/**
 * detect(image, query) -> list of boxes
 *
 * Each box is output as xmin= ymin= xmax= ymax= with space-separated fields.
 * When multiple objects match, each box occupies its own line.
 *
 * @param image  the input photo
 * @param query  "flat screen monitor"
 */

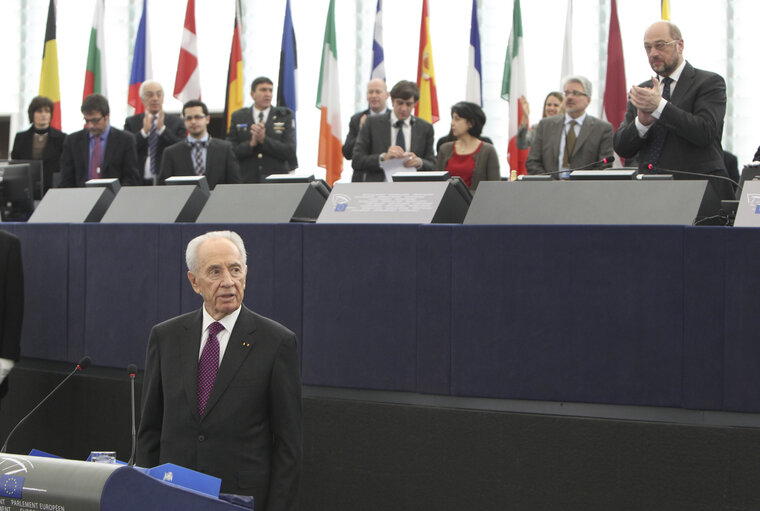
xmin=0 ymin=159 xmax=44 ymax=200
xmin=737 ymin=164 xmax=760 ymax=199
xmin=0 ymin=163 xmax=35 ymax=221
xmin=392 ymin=171 xmax=451 ymax=182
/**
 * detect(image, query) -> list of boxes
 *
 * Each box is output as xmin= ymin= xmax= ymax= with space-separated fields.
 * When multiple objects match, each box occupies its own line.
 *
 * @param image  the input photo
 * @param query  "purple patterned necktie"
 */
xmin=89 ymin=135 xmax=102 ymax=180
xmin=197 ymin=321 xmax=224 ymax=416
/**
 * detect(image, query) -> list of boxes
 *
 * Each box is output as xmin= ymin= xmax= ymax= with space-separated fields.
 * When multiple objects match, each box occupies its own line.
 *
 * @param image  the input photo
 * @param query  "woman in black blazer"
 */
xmin=10 ymin=96 xmax=66 ymax=194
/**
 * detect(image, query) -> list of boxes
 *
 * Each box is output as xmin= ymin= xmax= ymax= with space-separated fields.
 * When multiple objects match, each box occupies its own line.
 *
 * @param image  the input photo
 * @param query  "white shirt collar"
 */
xmin=201 ymin=304 xmax=241 ymax=334
xmin=565 ymin=112 xmax=587 ymax=126
xmin=660 ymin=58 xmax=686 ymax=85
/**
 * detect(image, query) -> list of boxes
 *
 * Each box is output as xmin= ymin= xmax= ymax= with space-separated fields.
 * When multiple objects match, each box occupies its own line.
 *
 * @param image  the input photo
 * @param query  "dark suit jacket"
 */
xmin=614 ymin=61 xmax=727 ymax=179
xmin=123 ymin=113 xmax=186 ymax=178
xmin=226 ymin=106 xmax=297 ymax=183
xmin=158 ymin=138 xmax=242 ymax=189
xmin=11 ymin=126 xmax=67 ymax=192
xmin=58 ymin=127 xmax=140 ymax=187
xmin=351 ymin=112 xmax=436 ymax=182
xmin=0 ymin=231 xmax=23 ymax=403
xmin=137 ymin=306 xmax=302 ymax=511
xmin=342 ymin=108 xmax=370 ymax=160
xmin=526 ymin=114 xmax=614 ymax=178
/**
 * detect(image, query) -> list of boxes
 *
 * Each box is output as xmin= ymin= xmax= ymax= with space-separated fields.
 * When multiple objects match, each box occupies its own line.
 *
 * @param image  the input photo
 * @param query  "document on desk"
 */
xmin=381 ymin=157 xmax=415 ymax=182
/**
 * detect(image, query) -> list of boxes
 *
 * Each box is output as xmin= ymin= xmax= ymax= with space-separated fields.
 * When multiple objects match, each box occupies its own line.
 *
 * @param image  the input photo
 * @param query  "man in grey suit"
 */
xmin=526 ymin=75 xmax=614 ymax=179
xmin=123 ymin=80 xmax=186 ymax=185
xmin=226 ymin=77 xmax=297 ymax=183
xmin=137 ymin=230 xmax=301 ymax=511
xmin=351 ymin=80 xmax=436 ymax=182
xmin=614 ymin=21 xmax=732 ymax=202
xmin=159 ymin=100 xmax=241 ymax=189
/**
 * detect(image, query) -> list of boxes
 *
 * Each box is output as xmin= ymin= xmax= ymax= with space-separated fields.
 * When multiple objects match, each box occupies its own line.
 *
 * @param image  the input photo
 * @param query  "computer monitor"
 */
xmin=0 ymin=159 xmax=44 ymax=199
xmin=737 ymin=164 xmax=760 ymax=199
xmin=0 ymin=163 xmax=36 ymax=221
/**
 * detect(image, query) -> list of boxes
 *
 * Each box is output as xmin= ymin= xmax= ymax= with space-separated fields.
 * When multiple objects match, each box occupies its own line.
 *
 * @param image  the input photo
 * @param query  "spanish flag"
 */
xmin=39 ymin=0 xmax=61 ymax=129
xmin=415 ymin=0 xmax=439 ymax=124
xmin=224 ymin=0 xmax=244 ymax=131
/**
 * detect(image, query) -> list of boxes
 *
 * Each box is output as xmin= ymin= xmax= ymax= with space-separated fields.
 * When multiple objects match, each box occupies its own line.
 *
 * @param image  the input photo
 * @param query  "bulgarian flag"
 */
xmin=83 ymin=0 xmax=107 ymax=100
xmin=415 ymin=0 xmax=439 ymax=124
xmin=224 ymin=0 xmax=244 ymax=131
xmin=39 ymin=0 xmax=61 ymax=129
xmin=501 ymin=0 xmax=529 ymax=175
xmin=316 ymin=0 xmax=342 ymax=186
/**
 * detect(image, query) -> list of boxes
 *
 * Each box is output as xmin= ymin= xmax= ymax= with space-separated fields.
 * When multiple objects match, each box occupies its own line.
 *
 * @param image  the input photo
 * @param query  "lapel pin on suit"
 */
xmin=242 ymin=340 xmax=251 ymax=348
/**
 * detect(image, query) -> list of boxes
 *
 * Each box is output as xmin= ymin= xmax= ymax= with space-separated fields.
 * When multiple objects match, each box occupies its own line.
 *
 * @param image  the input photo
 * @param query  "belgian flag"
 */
xmin=39 ymin=0 xmax=61 ymax=129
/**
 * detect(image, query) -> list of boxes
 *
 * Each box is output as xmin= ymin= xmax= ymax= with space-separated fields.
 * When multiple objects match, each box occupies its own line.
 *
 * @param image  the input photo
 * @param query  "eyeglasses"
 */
xmin=184 ymin=114 xmax=207 ymax=121
xmin=83 ymin=116 xmax=104 ymax=125
xmin=563 ymin=90 xmax=588 ymax=97
xmin=644 ymin=40 xmax=678 ymax=53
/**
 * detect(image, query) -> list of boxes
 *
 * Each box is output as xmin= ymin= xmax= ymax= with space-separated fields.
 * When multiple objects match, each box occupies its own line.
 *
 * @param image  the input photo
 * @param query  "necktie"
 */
xmin=193 ymin=141 xmax=206 ymax=175
xmin=395 ymin=120 xmax=406 ymax=151
xmin=197 ymin=321 xmax=224 ymax=416
xmin=89 ymin=135 xmax=102 ymax=180
xmin=648 ymin=76 xmax=673 ymax=170
xmin=562 ymin=120 xmax=577 ymax=169
xmin=258 ymin=111 xmax=264 ymax=123
xmin=148 ymin=115 xmax=158 ymax=178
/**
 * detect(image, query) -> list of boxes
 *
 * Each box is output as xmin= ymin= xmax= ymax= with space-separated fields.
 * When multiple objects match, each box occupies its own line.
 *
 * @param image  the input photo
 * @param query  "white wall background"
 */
xmin=1 ymin=0 xmax=756 ymax=182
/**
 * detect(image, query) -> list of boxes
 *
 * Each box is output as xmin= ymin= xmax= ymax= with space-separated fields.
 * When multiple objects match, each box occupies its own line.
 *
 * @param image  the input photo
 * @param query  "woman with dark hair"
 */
xmin=11 ymin=96 xmax=66 ymax=193
xmin=516 ymin=91 xmax=563 ymax=149
xmin=435 ymin=102 xmax=500 ymax=191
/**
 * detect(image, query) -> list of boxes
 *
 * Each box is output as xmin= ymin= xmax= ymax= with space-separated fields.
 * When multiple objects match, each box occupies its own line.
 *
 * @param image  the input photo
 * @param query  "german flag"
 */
xmin=39 ymin=0 xmax=61 ymax=129
xmin=224 ymin=0 xmax=243 ymax=131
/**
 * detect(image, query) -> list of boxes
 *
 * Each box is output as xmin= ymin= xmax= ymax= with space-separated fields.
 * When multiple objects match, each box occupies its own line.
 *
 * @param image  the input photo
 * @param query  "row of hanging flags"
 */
xmin=35 ymin=0 xmax=673 ymax=182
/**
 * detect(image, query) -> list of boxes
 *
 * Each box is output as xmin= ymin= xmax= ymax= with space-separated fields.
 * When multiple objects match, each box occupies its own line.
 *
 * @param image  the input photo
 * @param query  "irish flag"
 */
xmin=501 ymin=0 xmax=528 ymax=175
xmin=316 ymin=0 xmax=342 ymax=186
xmin=83 ymin=0 xmax=107 ymax=100
xmin=39 ymin=0 xmax=61 ymax=129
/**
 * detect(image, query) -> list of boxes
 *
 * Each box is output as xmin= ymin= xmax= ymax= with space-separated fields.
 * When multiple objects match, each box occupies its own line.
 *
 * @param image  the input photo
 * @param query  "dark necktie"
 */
xmin=395 ymin=120 xmax=406 ymax=151
xmin=148 ymin=115 xmax=158 ymax=177
xmin=258 ymin=111 xmax=264 ymax=124
xmin=197 ymin=321 xmax=224 ymax=416
xmin=89 ymin=135 xmax=102 ymax=180
xmin=562 ymin=120 xmax=578 ymax=169
xmin=648 ymin=76 xmax=673 ymax=170
xmin=193 ymin=141 xmax=206 ymax=175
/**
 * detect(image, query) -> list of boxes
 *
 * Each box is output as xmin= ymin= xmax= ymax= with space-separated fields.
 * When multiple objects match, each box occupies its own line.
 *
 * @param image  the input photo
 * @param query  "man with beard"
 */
xmin=613 ymin=21 xmax=732 ymax=204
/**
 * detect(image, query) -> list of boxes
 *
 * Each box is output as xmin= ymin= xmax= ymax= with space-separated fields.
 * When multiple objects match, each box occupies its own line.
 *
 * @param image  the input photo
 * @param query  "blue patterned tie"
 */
xmin=647 ymin=77 xmax=672 ymax=171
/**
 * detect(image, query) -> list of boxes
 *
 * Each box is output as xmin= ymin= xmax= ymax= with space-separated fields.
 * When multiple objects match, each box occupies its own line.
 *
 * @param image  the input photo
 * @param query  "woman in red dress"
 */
xmin=435 ymin=102 xmax=500 ymax=191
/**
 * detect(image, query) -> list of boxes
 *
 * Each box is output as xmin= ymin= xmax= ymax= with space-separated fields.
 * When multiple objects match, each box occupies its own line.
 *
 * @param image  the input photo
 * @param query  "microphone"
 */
xmin=127 ymin=364 xmax=137 ymax=466
xmin=644 ymin=164 xmax=742 ymax=195
xmin=0 ymin=356 xmax=91 ymax=453
xmin=521 ymin=156 xmax=616 ymax=179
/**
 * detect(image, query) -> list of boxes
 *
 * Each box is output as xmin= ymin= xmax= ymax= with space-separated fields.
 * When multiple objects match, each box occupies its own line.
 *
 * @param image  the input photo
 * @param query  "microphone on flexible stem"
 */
xmin=0 ymin=356 xmax=92 ymax=453
xmin=520 ymin=156 xmax=616 ymax=179
xmin=644 ymin=163 xmax=742 ymax=195
xmin=127 ymin=364 xmax=137 ymax=466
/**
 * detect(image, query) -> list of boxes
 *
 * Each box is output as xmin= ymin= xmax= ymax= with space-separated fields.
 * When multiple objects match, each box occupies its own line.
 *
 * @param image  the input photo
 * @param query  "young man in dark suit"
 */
xmin=137 ymin=231 xmax=301 ymax=511
xmin=226 ymin=77 xmax=297 ymax=183
xmin=614 ymin=21 xmax=732 ymax=202
xmin=0 ymin=230 xmax=23 ymax=411
xmin=351 ymin=80 xmax=436 ymax=182
xmin=58 ymin=93 xmax=140 ymax=187
xmin=123 ymin=80 xmax=186 ymax=185
xmin=159 ymin=100 xmax=241 ymax=189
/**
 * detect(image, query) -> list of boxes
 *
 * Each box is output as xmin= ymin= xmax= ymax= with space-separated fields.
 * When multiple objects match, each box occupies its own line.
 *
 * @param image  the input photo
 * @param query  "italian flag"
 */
xmin=501 ymin=0 xmax=528 ymax=175
xmin=83 ymin=0 xmax=106 ymax=100
xmin=316 ymin=0 xmax=342 ymax=186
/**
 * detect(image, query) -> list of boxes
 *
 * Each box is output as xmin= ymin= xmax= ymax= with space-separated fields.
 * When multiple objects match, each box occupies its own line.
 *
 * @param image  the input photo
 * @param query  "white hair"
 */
xmin=139 ymin=80 xmax=163 ymax=98
xmin=186 ymin=231 xmax=247 ymax=273
xmin=562 ymin=75 xmax=593 ymax=98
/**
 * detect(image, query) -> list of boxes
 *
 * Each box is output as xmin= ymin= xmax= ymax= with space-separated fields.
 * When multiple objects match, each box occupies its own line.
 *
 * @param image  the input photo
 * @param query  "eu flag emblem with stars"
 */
xmin=0 ymin=474 xmax=23 ymax=498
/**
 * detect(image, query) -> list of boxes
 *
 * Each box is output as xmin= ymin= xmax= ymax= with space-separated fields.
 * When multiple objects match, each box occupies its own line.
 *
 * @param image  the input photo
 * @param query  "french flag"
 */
xmin=465 ymin=0 xmax=482 ymax=106
xmin=127 ymin=0 xmax=150 ymax=115
xmin=370 ymin=0 xmax=385 ymax=81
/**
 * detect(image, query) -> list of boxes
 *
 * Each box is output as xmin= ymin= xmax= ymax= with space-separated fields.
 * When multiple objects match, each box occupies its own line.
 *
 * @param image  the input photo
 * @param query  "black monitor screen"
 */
xmin=0 ymin=159 xmax=43 ymax=200
xmin=0 ymin=163 xmax=35 ymax=221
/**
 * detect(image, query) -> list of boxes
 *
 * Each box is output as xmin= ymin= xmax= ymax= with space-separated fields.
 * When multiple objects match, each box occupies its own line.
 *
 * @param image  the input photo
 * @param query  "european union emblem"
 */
xmin=335 ymin=203 xmax=347 ymax=212
xmin=0 ymin=474 xmax=23 ymax=498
